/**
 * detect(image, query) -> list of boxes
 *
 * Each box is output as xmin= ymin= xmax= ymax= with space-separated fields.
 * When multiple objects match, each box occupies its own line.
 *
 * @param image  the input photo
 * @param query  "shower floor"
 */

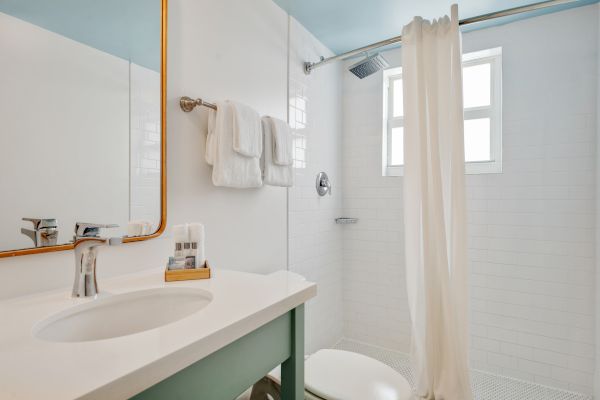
xmin=333 ymin=339 xmax=591 ymax=400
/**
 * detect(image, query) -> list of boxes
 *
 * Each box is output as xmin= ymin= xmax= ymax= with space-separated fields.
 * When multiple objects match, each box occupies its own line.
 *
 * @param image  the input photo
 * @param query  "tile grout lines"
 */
xmin=333 ymin=338 xmax=592 ymax=400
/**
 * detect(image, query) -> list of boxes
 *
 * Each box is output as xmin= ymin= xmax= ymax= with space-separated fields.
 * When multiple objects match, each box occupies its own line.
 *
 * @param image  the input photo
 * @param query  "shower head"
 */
xmin=348 ymin=53 xmax=389 ymax=79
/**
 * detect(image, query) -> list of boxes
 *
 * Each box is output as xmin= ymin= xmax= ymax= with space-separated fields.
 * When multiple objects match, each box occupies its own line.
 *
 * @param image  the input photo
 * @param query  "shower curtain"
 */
xmin=402 ymin=4 xmax=473 ymax=400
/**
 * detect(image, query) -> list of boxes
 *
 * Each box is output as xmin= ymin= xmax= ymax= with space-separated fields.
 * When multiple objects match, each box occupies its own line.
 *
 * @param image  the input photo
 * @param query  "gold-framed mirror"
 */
xmin=0 ymin=0 xmax=167 ymax=258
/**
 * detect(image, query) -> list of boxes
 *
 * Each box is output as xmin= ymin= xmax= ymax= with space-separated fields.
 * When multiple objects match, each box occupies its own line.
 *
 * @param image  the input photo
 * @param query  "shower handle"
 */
xmin=316 ymin=172 xmax=332 ymax=197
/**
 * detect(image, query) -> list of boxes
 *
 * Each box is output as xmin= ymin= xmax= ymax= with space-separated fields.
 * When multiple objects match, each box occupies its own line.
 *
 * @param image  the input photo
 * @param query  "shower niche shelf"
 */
xmin=335 ymin=218 xmax=358 ymax=225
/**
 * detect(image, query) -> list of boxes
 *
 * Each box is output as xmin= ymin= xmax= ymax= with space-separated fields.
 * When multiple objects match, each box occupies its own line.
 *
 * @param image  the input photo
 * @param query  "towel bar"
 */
xmin=180 ymin=96 xmax=217 ymax=112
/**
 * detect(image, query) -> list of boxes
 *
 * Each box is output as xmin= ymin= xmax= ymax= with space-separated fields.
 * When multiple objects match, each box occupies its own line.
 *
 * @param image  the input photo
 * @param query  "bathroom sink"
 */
xmin=33 ymin=287 xmax=212 ymax=342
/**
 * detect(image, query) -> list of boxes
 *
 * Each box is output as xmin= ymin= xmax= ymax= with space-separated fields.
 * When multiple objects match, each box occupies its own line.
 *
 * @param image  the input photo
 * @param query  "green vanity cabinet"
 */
xmin=132 ymin=305 xmax=305 ymax=400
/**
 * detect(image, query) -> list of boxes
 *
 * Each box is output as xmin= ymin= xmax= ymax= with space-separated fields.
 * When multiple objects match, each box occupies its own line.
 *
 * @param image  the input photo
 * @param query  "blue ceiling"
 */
xmin=273 ymin=0 xmax=599 ymax=55
xmin=0 ymin=0 xmax=161 ymax=71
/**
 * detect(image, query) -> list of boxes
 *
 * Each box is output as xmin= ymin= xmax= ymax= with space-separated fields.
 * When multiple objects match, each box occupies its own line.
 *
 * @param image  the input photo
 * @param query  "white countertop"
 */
xmin=0 ymin=268 xmax=317 ymax=400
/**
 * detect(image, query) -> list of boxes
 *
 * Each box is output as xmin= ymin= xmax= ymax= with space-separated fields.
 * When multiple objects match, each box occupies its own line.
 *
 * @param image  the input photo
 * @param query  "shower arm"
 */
xmin=304 ymin=0 xmax=577 ymax=74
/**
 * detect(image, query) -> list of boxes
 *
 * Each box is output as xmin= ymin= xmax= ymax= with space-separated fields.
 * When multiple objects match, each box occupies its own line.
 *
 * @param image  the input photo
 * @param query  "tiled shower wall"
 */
xmin=130 ymin=63 xmax=161 ymax=230
xmin=463 ymin=6 xmax=597 ymax=394
xmin=288 ymin=18 xmax=345 ymax=354
xmin=341 ymin=68 xmax=411 ymax=351
xmin=341 ymin=5 xmax=599 ymax=395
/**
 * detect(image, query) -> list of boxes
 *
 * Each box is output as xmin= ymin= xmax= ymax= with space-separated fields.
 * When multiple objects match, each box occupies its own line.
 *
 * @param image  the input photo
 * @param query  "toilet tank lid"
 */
xmin=304 ymin=349 xmax=412 ymax=400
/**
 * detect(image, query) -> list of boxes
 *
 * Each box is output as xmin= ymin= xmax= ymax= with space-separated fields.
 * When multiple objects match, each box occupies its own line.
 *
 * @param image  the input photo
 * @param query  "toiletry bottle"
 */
xmin=179 ymin=223 xmax=195 ymax=269
xmin=167 ymin=256 xmax=185 ymax=270
xmin=173 ymin=224 xmax=187 ymax=258
xmin=188 ymin=223 xmax=206 ymax=268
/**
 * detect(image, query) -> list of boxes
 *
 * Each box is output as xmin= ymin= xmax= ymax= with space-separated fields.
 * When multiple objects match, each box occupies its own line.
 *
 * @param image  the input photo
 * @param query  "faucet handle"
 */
xmin=75 ymin=222 xmax=119 ymax=239
xmin=316 ymin=172 xmax=332 ymax=197
xmin=22 ymin=218 xmax=58 ymax=230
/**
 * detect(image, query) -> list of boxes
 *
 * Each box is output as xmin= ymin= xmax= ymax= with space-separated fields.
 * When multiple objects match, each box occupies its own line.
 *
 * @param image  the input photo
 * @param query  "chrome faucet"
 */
xmin=21 ymin=218 xmax=59 ymax=247
xmin=72 ymin=222 xmax=122 ymax=298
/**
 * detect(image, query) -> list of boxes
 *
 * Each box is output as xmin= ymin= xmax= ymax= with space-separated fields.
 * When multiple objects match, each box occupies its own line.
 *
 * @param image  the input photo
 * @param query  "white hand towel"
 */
xmin=205 ymin=109 xmax=217 ymax=166
xmin=212 ymin=101 xmax=263 ymax=188
xmin=231 ymin=101 xmax=262 ymax=158
xmin=261 ymin=117 xmax=293 ymax=187
xmin=268 ymin=117 xmax=293 ymax=166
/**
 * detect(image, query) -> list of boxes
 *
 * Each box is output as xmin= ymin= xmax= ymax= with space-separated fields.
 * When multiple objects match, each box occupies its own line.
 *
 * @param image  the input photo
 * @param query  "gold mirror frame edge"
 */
xmin=0 ymin=0 xmax=168 ymax=259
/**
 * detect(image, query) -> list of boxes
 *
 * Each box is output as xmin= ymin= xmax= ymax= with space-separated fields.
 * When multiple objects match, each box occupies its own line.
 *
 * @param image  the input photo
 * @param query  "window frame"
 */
xmin=382 ymin=47 xmax=503 ymax=176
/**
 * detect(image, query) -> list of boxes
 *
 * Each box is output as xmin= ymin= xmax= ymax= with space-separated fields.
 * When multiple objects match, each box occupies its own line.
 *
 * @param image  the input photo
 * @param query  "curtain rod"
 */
xmin=304 ymin=0 xmax=579 ymax=74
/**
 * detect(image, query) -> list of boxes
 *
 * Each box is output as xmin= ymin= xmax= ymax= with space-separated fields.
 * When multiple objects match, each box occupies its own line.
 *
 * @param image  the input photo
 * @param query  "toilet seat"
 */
xmin=261 ymin=349 xmax=412 ymax=400
xmin=304 ymin=349 xmax=412 ymax=400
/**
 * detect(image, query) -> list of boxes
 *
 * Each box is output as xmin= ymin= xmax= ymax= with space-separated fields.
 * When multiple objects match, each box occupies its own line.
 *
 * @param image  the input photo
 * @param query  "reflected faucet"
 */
xmin=72 ymin=222 xmax=122 ymax=298
xmin=21 ymin=218 xmax=59 ymax=247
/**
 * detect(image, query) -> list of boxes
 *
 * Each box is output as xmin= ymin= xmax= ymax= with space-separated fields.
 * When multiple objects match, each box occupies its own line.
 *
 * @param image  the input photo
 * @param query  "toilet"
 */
xmin=249 ymin=349 xmax=413 ymax=400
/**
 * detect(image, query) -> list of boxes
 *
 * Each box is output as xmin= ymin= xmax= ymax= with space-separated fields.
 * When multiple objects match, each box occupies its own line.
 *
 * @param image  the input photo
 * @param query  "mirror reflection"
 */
xmin=0 ymin=0 xmax=163 ymax=252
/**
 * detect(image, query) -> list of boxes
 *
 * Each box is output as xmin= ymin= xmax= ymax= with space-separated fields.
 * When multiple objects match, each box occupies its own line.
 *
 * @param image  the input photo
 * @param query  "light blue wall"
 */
xmin=273 ymin=0 xmax=599 ymax=55
xmin=0 ymin=0 xmax=160 ymax=71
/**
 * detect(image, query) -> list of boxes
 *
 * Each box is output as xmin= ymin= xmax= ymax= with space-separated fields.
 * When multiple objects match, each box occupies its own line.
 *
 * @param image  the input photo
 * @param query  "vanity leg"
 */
xmin=281 ymin=305 xmax=304 ymax=400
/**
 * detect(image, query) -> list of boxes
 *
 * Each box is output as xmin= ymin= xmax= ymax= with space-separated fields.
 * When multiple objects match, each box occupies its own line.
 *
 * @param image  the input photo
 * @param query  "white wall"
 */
xmin=341 ymin=5 xmax=598 ymax=395
xmin=0 ymin=11 xmax=130 ymax=249
xmin=288 ymin=18 xmax=344 ymax=353
xmin=168 ymin=0 xmax=289 ymax=273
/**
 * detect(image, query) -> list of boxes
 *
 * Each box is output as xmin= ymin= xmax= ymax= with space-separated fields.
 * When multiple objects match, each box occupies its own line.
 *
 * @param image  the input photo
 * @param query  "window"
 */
xmin=382 ymin=47 xmax=502 ymax=176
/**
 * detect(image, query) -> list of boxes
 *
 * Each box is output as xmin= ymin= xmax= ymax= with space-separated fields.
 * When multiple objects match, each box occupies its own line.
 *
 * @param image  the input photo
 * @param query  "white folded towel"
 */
xmin=267 ymin=117 xmax=293 ymax=166
xmin=231 ymin=101 xmax=262 ymax=158
xmin=205 ymin=109 xmax=217 ymax=166
xmin=212 ymin=101 xmax=262 ymax=188
xmin=261 ymin=117 xmax=293 ymax=187
xmin=127 ymin=220 xmax=152 ymax=236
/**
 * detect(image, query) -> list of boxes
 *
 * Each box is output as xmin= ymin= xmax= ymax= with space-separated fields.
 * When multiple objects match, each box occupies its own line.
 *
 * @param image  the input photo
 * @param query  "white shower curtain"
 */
xmin=402 ymin=5 xmax=473 ymax=400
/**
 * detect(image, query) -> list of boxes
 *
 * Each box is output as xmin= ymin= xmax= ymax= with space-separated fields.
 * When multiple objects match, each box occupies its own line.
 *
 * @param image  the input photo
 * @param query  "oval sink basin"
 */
xmin=33 ymin=287 xmax=212 ymax=342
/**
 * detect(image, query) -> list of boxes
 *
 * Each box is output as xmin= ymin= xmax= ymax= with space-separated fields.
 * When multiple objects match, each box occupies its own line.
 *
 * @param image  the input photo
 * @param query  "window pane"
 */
xmin=390 ymin=127 xmax=404 ymax=165
xmin=392 ymin=79 xmax=404 ymax=117
xmin=464 ymin=118 xmax=491 ymax=162
xmin=463 ymin=63 xmax=491 ymax=108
